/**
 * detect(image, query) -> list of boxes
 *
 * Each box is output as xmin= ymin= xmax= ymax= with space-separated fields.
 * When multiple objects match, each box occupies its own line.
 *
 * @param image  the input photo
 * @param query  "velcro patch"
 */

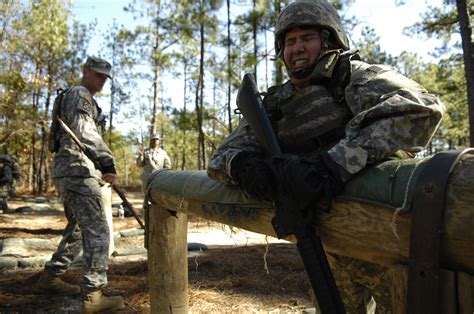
xmin=77 ymin=97 xmax=93 ymax=113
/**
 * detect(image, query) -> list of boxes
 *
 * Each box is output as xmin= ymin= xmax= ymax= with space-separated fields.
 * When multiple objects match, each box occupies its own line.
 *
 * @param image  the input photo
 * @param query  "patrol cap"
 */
xmin=84 ymin=56 xmax=112 ymax=79
xmin=151 ymin=134 xmax=161 ymax=140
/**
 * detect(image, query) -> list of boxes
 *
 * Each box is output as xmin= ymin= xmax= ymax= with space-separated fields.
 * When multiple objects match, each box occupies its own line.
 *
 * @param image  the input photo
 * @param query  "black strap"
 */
xmin=296 ymin=230 xmax=345 ymax=314
xmin=407 ymin=149 xmax=474 ymax=314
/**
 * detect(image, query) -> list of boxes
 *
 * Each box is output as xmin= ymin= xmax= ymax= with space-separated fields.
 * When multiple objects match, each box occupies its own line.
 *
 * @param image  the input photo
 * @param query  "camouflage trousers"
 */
xmin=9 ymin=179 xmax=16 ymax=198
xmin=327 ymin=254 xmax=392 ymax=314
xmin=45 ymin=190 xmax=110 ymax=291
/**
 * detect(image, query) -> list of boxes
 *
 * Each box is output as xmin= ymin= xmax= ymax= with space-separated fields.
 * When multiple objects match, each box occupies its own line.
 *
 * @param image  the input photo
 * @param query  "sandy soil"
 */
xmin=0 ymin=192 xmax=314 ymax=313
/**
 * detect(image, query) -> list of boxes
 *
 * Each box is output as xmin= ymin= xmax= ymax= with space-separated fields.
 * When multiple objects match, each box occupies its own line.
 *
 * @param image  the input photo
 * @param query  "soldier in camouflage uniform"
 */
xmin=9 ymin=155 xmax=20 ymax=198
xmin=35 ymin=56 xmax=124 ymax=313
xmin=0 ymin=155 xmax=13 ymax=212
xmin=136 ymin=134 xmax=171 ymax=192
xmin=207 ymin=0 xmax=444 ymax=312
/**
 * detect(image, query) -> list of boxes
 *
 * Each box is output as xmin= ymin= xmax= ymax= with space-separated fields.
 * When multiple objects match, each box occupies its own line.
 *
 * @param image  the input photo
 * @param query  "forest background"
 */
xmin=1 ymin=0 xmax=473 ymax=195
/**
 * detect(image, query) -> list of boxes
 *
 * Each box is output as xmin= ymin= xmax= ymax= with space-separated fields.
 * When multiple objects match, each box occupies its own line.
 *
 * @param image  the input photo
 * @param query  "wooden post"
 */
xmin=457 ymin=272 xmax=474 ymax=314
xmin=147 ymin=204 xmax=188 ymax=314
xmin=388 ymin=265 xmax=408 ymax=314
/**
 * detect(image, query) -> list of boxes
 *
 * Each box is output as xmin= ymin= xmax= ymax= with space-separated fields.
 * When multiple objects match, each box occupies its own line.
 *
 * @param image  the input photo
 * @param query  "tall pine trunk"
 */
xmin=274 ymin=0 xmax=284 ymax=85
xmin=150 ymin=1 xmax=162 ymax=137
xmin=38 ymin=63 xmax=54 ymax=195
xmin=181 ymin=62 xmax=188 ymax=170
xmin=252 ymin=0 xmax=258 ymax=78
xmin=226 ymin=0 xmax=233 ymax=133
xmin=109 ymin=38 xmax=117 ymax=147
xmin=455 ymin=0 xmax=474 ymax=146
xmin=195 ymin=0 xmax=206 ymax=170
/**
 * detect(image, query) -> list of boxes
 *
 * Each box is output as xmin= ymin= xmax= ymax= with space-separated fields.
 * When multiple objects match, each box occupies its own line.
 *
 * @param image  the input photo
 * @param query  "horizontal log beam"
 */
xmin=149 ymin=156 xmax=474 ymax=274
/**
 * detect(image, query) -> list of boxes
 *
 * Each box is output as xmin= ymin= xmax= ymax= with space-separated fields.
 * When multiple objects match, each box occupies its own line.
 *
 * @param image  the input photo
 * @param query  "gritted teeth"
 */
xmin=293 ymin=59 xmax=308 ymax=67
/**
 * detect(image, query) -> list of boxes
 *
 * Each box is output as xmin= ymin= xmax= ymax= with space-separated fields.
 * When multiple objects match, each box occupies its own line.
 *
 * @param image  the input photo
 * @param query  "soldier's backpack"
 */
xmin=48 ymin=88 xmax=68 ymax=153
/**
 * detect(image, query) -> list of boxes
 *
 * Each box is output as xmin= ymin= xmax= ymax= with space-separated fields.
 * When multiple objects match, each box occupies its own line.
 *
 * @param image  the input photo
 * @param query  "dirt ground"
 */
xmin=0 ymin=191 xmax=314 ymax=313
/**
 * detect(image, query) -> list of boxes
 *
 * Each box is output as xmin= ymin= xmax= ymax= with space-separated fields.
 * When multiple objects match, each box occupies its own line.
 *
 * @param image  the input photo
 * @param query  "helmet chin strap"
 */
xmin=287 ymin=61 xmax=318 ymax=80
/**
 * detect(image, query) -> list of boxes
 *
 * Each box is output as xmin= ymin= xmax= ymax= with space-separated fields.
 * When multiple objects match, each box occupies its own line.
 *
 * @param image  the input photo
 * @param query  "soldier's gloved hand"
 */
xmin=270 ymin=152 xmax=345 ymax=212
xmin=231 ymin=152 xmax=277 ymax=201
xmin=102 ymin=173 xmax=116 ymax=184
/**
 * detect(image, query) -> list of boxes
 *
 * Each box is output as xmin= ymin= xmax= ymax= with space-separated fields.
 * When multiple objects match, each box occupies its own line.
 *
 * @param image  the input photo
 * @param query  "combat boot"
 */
xmin=35 ymin=271 xmax=81 ymax=295
xmin=81 ymin=289 xmax=124 ymax=313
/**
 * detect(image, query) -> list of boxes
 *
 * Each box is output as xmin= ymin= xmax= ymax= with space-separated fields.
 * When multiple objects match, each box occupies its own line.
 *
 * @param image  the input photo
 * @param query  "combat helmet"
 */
xmin=275 ymin=0 xmax=350 ymax=57
xmin=0 ymin=155 xmax=11 ymax=163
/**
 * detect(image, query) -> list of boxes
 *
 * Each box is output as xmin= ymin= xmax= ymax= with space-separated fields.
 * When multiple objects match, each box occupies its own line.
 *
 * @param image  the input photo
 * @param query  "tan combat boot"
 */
xmin=81 ymin=289 xmax=124 ymax=313
xmin=35 ymin=271 xmax=81 ymax=295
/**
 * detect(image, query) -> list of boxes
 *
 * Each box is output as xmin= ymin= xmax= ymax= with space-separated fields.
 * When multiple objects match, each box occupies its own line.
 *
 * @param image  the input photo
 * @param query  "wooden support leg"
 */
xmin=391 ymin=265 xmax=474 ymax=314
xmin=388 ymin=264 xmax=408 ymax=314
xmin=457 ymin=271 xmax=474 ymax=314
xmin=147 ymin=204 xmax=188 ymax=314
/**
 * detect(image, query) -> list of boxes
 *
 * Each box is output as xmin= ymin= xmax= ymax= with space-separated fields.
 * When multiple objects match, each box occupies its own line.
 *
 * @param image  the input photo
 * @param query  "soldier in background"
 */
xmin=136 ymin=134 xmax=171 ymax=193
xmin=35 ymin=56 xmax=123 ymax=313
xmin=0 ymin=155 xmax=13 ymax=212
xmin=9 ymin=155 xmax=20 ymax=198
xmin=207 ymin=0 xmax=444 ymax=312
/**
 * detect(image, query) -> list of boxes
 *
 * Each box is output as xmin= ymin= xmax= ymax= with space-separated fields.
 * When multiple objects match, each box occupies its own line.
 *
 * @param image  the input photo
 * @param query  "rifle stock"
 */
xmin=236 ymin=73 xmax=345 ymax=313
xmin=56 ymin=117 xmax=145 ymax=229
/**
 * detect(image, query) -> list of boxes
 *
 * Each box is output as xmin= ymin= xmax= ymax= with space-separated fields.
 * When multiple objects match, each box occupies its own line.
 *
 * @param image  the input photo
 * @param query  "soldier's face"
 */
xmin=82 ymin=68 xmax=108 ymax=95
xmin=91 ymin=71 xmax=108 ymax=92
xmin=283 ymin=27 xmax=322 ymax=86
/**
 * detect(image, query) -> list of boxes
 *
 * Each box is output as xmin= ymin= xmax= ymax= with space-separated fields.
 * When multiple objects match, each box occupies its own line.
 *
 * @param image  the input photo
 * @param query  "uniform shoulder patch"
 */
xmin=77 ymin=97 xmax=94 ymax=113
xmin=70 ymin=86 xmax=94 ymax=114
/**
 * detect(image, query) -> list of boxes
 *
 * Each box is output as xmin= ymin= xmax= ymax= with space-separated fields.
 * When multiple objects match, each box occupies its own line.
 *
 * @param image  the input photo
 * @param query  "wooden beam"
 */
xmin=148 ymin=156 xmax=474 ymax=273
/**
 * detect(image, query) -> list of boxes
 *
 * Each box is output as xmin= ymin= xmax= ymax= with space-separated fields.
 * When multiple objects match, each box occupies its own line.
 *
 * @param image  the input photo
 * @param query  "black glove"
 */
xmin=270 ymin=152 xmax=344 ymax=213
xmin=231 ymin=152 xmax=277 ymax=201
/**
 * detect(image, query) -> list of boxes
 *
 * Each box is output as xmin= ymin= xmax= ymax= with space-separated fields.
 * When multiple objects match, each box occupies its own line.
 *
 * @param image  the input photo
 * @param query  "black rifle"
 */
xmin=237 ymin=73 xmax=345 ymax=313
xmin=56 ymin=117 xmax=145 ymax=229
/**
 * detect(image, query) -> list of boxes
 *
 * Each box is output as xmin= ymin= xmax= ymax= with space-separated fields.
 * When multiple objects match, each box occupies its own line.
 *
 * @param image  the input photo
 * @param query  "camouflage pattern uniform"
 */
xmin=208 ymin=0 xmax=444 ymax=312
xmin=47 ymin=79 xmax=116 ymax=291
xmin=136 ymin=145 xmax=171 ymax=191
xmin=0 ymin=156 xmax=13 ymax=211
xmin=9 ymin=156 xmax=20 ymax=198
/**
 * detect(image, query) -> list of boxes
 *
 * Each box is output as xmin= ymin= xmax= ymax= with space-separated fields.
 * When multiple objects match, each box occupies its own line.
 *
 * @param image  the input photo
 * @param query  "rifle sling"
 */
xmin=296 ymin=227 xmax=346 ymax=314
xmin=407 ymin=149 xmax=474 ymax=314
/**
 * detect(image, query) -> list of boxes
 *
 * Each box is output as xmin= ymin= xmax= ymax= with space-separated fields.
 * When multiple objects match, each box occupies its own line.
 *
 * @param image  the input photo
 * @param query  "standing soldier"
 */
xmin=136 ymin=134 xmax=171 ymax=192
xmin=207 ymin=0 xmax=444 ymax=312
xmin=9 ymin=155 xmax=20 ymax=198
xmin=35 ymin=56 xmax=124 ymax=313
xmin=0 ymin=155 xmax=13 ymax=212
